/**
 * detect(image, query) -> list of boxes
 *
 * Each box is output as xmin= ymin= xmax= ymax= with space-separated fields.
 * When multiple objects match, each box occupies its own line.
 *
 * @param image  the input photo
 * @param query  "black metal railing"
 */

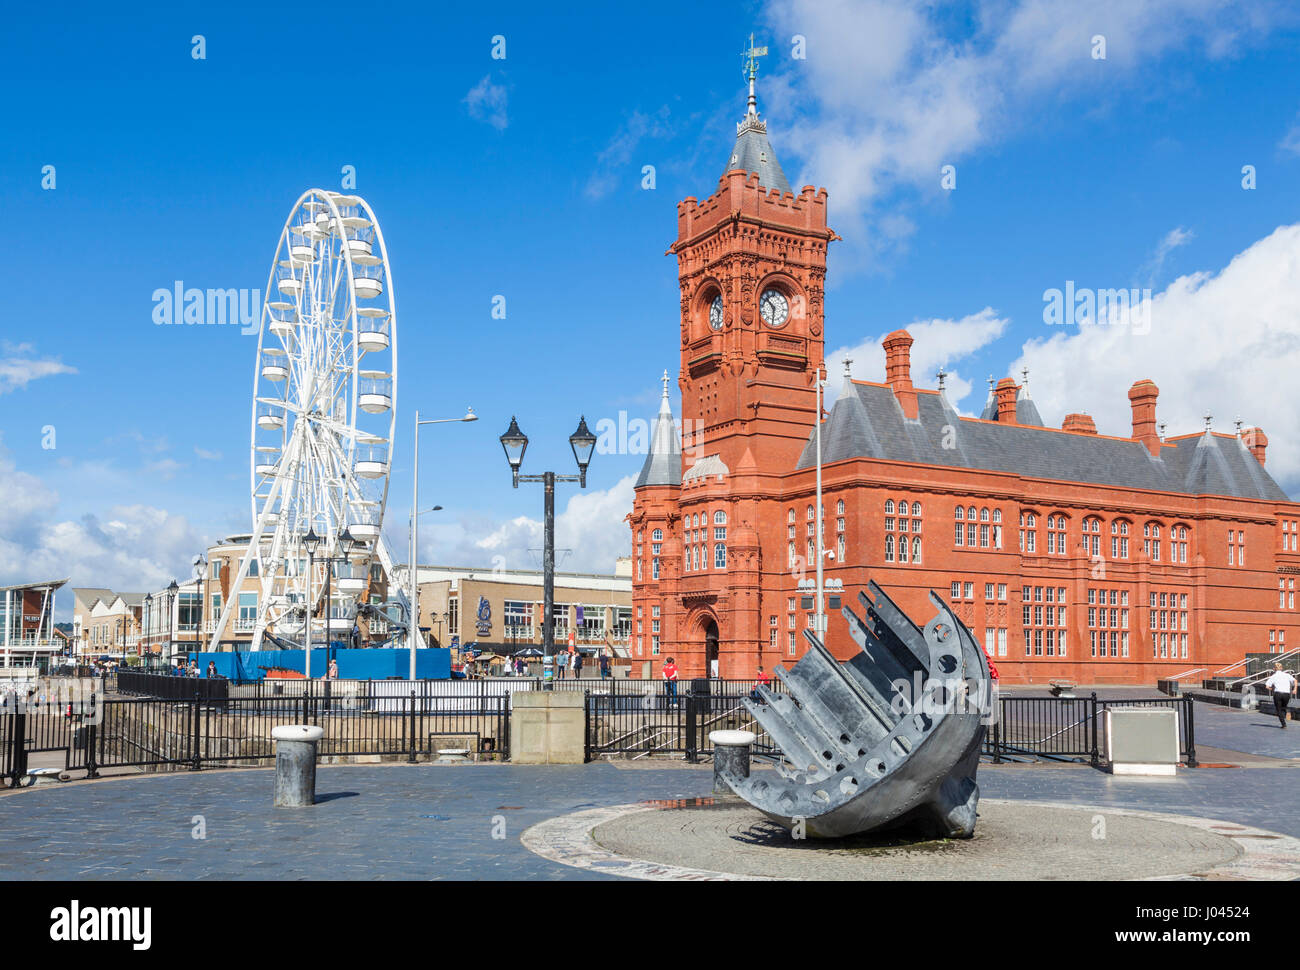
xmin=584 ymin=682 xmax=784 ymax=762
xmin=985 ymin=693 xmax=1195 ymax=767
xmin=116 ymin=670 xmax=230 ymax=701
xmin=4 ymin=690 xmax=511 ymax=785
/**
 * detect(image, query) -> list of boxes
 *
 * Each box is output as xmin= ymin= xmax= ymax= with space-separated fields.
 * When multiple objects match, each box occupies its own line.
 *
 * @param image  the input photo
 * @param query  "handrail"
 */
xmin=1166 ymin=667 xmax=1206 ymax=681
xmin=1227 ymin=647 xmax=1300 ymax=687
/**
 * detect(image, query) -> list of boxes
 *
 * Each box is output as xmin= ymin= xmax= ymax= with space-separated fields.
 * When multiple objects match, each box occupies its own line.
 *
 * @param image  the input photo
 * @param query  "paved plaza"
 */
xmin=1 ymin=699 xmax=1297 ymax=880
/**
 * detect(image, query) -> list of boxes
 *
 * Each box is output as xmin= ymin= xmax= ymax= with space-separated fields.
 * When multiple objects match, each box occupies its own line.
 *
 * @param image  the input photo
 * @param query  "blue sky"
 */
xmin=4 ymin=0 xmax=1300 ymax=608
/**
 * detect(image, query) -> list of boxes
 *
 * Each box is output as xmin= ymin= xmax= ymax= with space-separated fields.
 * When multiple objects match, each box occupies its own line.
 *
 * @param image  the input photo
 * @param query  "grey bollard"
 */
xmin=272 ymin=725 xmax=324 ymax=807
xmin=709 ymin=730 xmax=755 ymax=797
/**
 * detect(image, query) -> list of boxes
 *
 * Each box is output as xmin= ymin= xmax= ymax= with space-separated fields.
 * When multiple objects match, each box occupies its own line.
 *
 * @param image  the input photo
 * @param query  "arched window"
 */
xmin=992 ymin=508 xmax=1001 ymax=523
xmin=968 ymin=505 xmax=977 ymax=520
xmin=885 ymin=534 xmax=895 ymax=562
xmin=980 ymin=507 xmax=990 ymax=522
xmin=714 ymin=510 xmax=727 ymax=525
xmin=836 ymin=499 xmax=845 ymax=515
xmin=788 ymin=508 xmax=795 ymax=523
xmin=898 ymin=533 xmax=909 ymax=562
xmin=807 ymin=505 xmax=815 ymax=521
xmin=913 ymin=502 xmax=922 ymax=516
xmin=885 ymin=499 xmax=895 ymax=515
xmin=912 ymin=536 xmax=922 ymax=564
xmin=954 ymin=506 xmax=964 ymax=520
xmin=652 ymin=529 xmax=662 ymax=541
xmin=1112 ymin=519 xmax=1130 ymax=559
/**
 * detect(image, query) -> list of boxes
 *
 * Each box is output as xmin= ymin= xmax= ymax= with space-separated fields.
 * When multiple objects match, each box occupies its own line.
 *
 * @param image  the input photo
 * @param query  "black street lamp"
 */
xmin=143 ymin=592 xmax=152 ymax=667
xmin=499 ymin=416 xmax=595 ymax=684
xmin=303 ymin=527 xmax=321 ymax=678
xmin=166 ymin=579 xmax=179 ymax=668
xmin=326 ymin=526 xmax=357 ymax=668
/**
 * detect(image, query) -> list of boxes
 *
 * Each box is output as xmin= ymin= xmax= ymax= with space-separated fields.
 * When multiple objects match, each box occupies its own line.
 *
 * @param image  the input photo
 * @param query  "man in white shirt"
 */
xmin=1264 ymin=663 xmax=1297 ymax=729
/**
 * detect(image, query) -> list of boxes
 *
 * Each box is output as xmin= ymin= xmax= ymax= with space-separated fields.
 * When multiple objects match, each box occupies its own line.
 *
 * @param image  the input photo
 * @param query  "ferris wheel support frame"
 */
xmin=206 ymin=188 xmax=400 ymax=658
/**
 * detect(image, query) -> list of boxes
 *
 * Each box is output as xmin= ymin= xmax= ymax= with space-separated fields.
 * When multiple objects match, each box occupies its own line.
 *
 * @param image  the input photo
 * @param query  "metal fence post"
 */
xmin=190 ymin=691 xmax=202 ymax=771
xmin=1089 ymin=691 xmax=1100 ymax=768
xmin=1184 ymin=696 xmax=1198 ymax=768
xmin=408 ymin=690 xmax=417 ymax=763
xmin=85 ymin=696 xmax=100 ymax=779
xmin=583 ymin=692 xmax=591 ymax=764
xmin=685 ymin=693 xmax=698 ymax=763
xmin=991 ymin=698 xmax=1002 ymax=764
xmin=11 ymin=711 xmax=27 ymax=786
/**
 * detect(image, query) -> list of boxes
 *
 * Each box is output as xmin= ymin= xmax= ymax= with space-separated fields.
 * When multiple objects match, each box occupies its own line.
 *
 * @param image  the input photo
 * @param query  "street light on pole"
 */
xmin=410 ymin=408 xmax=477 ymax=681
xmin=499 ymin=415 xmax=596 ymax=687
xmin=303 ymin=527 xmax=320 ymax=679
xmin=166 ymin=579 xmax=179 ymax=669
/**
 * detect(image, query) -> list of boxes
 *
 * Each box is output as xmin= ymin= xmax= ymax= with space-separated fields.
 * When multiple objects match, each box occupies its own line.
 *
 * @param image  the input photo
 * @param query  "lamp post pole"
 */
xmin=166 ymin=580 xmax=178 ymax=669
xmin=410 ymin=409 xmax=477 ymax=680
xmin=499 ymin=416 xmax=596 ymax=687
xmin=143 ymin=593 xmax=152 ymax=666
xmin=814 ymin=366 xmax=826 ymax=640
xmin=304 ymin=528 xmax=318 ymax=680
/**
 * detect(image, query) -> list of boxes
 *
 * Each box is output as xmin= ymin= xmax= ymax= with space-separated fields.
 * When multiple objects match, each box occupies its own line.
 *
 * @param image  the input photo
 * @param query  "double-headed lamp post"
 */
xmin=410 ymin=408 xmax=477 ymax=681
xmin=302 ymin=526 xmax=355 ymax=678
xmin=499 ymin=416 xmax=596 ymax=684
xmin=166 ymin=579 xmax=179 ymax=668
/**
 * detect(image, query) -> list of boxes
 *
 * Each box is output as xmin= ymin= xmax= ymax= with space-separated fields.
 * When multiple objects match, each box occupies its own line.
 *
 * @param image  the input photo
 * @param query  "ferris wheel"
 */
xmin=207 ymin=188 xmax=405 ymax=652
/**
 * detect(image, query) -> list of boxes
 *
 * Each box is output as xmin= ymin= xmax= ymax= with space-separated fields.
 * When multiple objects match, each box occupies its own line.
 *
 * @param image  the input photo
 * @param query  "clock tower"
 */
xmin=669 ymin=39 xmax=837 ymax=475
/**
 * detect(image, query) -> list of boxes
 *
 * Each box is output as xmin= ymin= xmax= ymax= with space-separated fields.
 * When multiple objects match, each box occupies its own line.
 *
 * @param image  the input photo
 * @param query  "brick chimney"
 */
xmin=882 ymin=329 xmax=918 ymax=419
xmin=1128 ymin=380 xmax=1160 ymax=456
xmin=1062 ymin=413 xmax=1097 ymax=434
xmin=995 ymin=378 xmax=1018 ymax=424
xmin=1243 ymin=426 xmax=1268 ymax=465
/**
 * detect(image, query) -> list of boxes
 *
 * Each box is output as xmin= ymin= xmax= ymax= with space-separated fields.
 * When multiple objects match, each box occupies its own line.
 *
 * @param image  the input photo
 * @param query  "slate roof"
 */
xmin=795 ymin=379 xmax=1291 ymax=502
xmin=978 ymin=384 xmax=1044 ymax=426
xmin=725 ymin=117 xmax=791 ymax=195
xmin=635 ymin=382 xmax=681 ymax=488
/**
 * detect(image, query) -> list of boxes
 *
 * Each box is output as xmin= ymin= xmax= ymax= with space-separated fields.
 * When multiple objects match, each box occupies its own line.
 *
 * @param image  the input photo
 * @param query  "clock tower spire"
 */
xmin=669 ymin=41 xmax=837 ymax=473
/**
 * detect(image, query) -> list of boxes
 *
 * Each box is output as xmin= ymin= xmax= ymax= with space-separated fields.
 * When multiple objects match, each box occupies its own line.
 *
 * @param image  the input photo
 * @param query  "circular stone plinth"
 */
xmin=522 ymin=799 xmax=1300 ymax=881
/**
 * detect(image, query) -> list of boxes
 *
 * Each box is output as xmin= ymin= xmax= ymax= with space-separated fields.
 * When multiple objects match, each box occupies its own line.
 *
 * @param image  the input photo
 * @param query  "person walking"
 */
xmin=572 ymin=649 xmax=584 ymax=679
xmin=599 ymin=649 xmax=611 ymax=679
xmin=1264 ymin=663 xmax=1297 ymax=728
xmin=751 ymin=665 xmax=771 ymax=702
xmin=662 ymin=656 xmax=679 ymax=707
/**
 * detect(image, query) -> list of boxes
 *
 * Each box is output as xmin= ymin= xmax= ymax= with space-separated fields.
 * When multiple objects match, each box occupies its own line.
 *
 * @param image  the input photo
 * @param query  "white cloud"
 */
xmin=0 ymin=344 xmax=77 ymax=393
xmin=760 ymin=0 xmax=1291 ymax=261
xmin=585 ymin=107 xmax=674 ymax=200
xmin=826 ymin=307 xmax=1009 ymax=410
xmin=0 ymin=443 xmax=205 ymax=605
xmin=412 ymin=475 xmax=637 ymax=574
xmin=464 ymin=75 xmax=508 ymax=131
xmin=1141 ymin=226 xmax=1195 ymax=285
xmin=194 ymin=447 xmax=222 ymax=461
xmin=1010 ymin=223 xmax=1300 ymax=490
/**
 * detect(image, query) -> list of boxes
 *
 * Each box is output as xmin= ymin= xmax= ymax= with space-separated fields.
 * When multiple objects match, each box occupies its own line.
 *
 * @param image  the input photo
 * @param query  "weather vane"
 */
xmin=742 ymin=33 xmax=768 ymax=116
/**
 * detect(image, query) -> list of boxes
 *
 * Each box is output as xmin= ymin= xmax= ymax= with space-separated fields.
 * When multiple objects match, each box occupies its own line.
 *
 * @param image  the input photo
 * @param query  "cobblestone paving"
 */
xmin=589 ymin=800 xmax=1242 ymax=880
xmin=0 ymin=698 xmax=1293 ymax=880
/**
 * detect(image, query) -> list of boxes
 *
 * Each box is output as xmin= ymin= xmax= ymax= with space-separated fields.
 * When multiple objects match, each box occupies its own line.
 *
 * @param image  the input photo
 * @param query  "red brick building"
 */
xmin=626 ymin=74 xmax=1300 ymax=685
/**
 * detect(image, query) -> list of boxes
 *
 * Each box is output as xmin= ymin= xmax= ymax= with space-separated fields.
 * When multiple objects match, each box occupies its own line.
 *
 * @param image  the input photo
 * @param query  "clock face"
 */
xmin=760 ymin=288 xmax=790 ymax=328
xmin=709 ymin=295 xmax=724 ymax=331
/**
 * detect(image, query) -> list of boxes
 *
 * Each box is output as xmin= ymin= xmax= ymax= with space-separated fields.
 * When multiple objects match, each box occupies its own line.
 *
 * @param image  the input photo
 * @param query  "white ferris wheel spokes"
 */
xmin=207 ymin=188 xmax=403 ymax=653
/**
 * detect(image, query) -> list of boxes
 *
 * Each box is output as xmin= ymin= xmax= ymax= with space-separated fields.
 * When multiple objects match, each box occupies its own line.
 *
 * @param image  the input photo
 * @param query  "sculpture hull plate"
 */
xmin=722 ymin=581 xmax=994 ymax=840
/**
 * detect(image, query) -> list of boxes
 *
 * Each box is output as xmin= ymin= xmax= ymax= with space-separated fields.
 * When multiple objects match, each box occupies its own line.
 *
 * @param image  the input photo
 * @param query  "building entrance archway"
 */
xmin=704 ymin=619 xmax=719 ymax=678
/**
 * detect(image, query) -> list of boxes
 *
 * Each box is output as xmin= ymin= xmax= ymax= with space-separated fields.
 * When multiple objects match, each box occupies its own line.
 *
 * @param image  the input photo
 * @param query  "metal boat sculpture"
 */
xmin=722 ymin=581 xmax=994 ymax=839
